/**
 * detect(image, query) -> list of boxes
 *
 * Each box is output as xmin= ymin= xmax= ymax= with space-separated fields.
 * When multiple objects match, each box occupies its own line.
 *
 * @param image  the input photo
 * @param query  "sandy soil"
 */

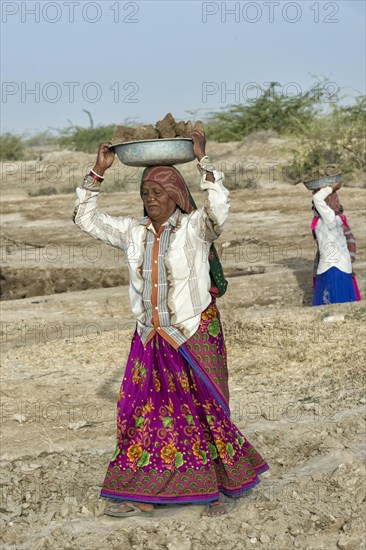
xmin=1 ymin=138 xmax=365 ymax=549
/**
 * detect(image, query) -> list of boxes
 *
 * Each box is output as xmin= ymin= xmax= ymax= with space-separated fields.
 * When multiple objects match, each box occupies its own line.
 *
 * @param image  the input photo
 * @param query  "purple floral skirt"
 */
xmin=100 ymin=302 xmax=269 ymax=504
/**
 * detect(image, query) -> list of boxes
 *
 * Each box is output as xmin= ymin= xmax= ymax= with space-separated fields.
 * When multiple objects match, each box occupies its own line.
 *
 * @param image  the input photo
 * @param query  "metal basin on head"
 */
xmin=112 ymin=138 xmax=195 ymax=167
xmin=303 ymin=174 xmax=342 ymax=191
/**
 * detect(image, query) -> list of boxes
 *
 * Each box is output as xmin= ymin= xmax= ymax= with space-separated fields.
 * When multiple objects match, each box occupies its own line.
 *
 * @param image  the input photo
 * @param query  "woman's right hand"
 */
xmin=93 ymin=142 xmax=115 ymax=177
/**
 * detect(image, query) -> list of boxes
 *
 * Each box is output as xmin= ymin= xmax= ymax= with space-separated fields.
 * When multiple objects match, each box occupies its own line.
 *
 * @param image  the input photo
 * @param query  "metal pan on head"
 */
xmin=303 ymin=174 xmax=342 ymax=191
xmin=112 ymin=138 xmax=195 ymax=167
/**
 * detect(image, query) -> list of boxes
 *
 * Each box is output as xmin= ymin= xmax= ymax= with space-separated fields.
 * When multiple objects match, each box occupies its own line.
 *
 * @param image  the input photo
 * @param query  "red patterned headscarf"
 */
xmin=312 ymin=190 xmax=343 ymax=218
xmin=140 ymin=166 xmax=193 ymax=214
xmin=325 ymin=191 xmax=342 ymax=214
xmin=140 ymin=165 xmax=229 ymax=298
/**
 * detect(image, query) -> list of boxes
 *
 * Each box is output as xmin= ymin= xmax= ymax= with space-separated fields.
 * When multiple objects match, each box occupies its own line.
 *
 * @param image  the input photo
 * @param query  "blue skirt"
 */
xmin=313 ymin=267 xmax=357 ymax=306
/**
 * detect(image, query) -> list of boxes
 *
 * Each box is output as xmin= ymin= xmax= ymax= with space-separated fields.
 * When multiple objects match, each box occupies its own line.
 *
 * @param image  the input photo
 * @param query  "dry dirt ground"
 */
xmin=1 ymin=139 xmax=365 ymax=549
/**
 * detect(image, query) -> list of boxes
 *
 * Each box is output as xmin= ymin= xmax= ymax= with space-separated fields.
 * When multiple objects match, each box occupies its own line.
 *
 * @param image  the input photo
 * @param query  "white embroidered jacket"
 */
xmin=313 ymin=186 xmax=352 ymax=275
xmin=73 ymin=171 xmax=230 ymax=347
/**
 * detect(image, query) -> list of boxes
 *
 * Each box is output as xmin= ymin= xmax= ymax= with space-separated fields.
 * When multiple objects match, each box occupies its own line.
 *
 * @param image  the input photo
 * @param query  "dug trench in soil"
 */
xmin=0 ymin=267 xmax=130 ymax=301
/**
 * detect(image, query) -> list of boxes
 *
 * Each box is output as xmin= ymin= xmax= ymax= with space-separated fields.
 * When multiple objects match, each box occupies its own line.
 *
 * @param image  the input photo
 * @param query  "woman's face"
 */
xmin=142 ymin=181 xmax=177 ymax=223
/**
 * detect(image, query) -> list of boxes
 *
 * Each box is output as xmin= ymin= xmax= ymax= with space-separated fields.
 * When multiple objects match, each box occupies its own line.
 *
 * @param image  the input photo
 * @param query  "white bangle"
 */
xmin=90 ymin=169 xmax=105 ymax=180
xmin=81 ymin=173 xmax=102 ymax=191
xmin=197 ymin=156 xmax=215 ymax=175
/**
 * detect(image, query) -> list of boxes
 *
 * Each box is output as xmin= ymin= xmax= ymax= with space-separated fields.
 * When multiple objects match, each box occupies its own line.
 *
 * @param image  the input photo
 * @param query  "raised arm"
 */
xmin=191 ymin=129 xmax=230 ymax=242
xmin=72 ymin=142 xmax=137 ymax=249
xmin=312 ymin=183 xmax=341 ymax=227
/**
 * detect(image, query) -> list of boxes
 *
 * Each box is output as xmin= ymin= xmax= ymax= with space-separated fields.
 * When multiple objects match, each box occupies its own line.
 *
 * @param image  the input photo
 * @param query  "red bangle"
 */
xmin=89 ymin=170 xmax=104 ymax=183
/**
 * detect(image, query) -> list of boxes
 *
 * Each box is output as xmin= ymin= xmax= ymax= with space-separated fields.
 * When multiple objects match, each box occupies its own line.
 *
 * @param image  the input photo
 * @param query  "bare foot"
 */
xmin=201 ymin=501 xmax=229 ymax=517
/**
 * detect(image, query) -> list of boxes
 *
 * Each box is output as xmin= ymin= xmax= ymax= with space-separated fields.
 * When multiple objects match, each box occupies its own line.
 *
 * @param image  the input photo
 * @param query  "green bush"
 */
xmin=55 ymin=110 xmax=140 ymax=153
xmin=285 ymin=96 xmax=366 ymax=182
xmin=57 ymin=123 xmax=117 ymax=153
xmin=25 ymin=131 xmax=57 ymax=148
xmin=0 ymin=133 xmax=25 ymax=160
xmin=204 ymin=77 xmax=364 ymax=182
xmin=205 ymin=82 xmax=326 ymax=142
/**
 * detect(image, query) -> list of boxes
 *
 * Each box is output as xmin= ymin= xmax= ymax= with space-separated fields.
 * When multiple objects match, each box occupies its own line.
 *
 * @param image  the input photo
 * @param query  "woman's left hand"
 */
xmin=331 ymin=182 xmax=342 ymax=192
xmin=191 ymin=129 xmax=206 ymax=161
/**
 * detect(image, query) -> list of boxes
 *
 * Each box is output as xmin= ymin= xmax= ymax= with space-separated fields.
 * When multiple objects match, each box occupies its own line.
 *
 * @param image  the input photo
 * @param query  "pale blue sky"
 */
xmin=1 ymin=0 xmax=365 ymax=135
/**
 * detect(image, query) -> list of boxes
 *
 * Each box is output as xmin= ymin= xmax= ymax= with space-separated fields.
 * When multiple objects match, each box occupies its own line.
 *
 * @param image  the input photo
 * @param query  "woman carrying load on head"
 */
xmin=72 ymin=129 xmax=268 ymax=518
xmin=310 ymin=173 xmax=361 ymax=306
